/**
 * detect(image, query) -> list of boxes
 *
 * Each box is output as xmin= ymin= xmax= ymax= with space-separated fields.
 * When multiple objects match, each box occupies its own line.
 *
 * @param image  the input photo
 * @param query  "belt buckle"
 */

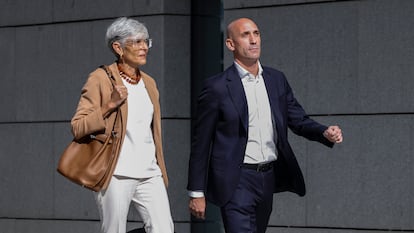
xmin=256 ymin=163 xmax=264 ymax=172
xmin=258 ymin=162 xmax=272 ymax=172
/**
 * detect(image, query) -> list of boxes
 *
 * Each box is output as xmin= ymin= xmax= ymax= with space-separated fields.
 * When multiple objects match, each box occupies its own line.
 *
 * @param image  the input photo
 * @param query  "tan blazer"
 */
xmin=71 ymin=63 xmax=168 ymax=189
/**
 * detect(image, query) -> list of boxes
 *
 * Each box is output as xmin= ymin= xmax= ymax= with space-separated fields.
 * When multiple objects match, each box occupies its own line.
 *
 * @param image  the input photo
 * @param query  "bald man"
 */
xmin=187 ymin=18 xmax=342 ymax=233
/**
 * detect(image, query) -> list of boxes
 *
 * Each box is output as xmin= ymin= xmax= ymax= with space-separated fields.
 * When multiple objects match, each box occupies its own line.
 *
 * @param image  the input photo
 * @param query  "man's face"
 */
xmin=226 ymin=19 xmax=261 ymax=63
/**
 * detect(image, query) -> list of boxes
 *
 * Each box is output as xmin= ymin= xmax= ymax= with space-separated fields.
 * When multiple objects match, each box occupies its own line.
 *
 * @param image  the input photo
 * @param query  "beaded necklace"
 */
xmin=117 ymin=64 xmax=140 ymax=85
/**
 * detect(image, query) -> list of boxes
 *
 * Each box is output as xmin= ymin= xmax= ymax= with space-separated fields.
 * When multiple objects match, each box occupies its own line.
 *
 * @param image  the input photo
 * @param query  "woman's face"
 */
xmin=120 ymin=37 xmax=151 ymax=67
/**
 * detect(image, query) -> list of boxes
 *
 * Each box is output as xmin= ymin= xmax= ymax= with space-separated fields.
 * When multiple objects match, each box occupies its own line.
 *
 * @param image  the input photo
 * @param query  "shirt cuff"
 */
xmin=188 ymin=190 xmax=205 ymax=198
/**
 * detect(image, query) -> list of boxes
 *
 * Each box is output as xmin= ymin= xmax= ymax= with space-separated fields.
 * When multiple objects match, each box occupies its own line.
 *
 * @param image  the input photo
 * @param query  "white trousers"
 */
xmin=94 ymin=175 xmax=174 ymax=233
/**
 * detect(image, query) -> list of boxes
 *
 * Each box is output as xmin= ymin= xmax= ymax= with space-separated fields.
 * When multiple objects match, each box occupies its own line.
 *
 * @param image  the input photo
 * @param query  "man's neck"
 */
xmin=235 ymin=59 xmax=259 ymax=76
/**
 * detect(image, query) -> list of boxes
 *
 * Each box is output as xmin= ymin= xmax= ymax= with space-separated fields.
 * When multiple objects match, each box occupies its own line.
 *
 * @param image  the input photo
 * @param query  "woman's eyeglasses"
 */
xmin=124 ymin=38 xmax=152 ymax=48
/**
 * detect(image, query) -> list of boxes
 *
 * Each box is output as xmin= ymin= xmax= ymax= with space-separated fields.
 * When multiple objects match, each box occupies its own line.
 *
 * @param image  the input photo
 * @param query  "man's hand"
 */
xmin=189 ymin=197 xmax=206 ymax=219
xmin=323 ymin=125 xmax=343 ymax=143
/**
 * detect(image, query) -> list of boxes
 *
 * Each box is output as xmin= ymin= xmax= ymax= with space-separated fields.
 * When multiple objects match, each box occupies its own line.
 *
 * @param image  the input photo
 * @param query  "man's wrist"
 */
xmin=188 ymin=190 xmax=204 ymax=198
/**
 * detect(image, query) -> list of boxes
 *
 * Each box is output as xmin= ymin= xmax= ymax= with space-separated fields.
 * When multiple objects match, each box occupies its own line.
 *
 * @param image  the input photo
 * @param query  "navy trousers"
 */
xmin=220 ymin=166 xmax=275 ymax=233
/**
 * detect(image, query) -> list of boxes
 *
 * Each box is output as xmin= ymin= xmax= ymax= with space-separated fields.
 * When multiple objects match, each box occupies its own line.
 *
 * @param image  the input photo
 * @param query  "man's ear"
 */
xmin=225 ymin=38 xmax=235 ymax=51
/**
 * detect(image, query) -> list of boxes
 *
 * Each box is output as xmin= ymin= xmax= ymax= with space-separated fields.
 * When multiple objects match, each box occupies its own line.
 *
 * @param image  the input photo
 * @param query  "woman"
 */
xmin=71 ymin=17 xmax=174 ymax=233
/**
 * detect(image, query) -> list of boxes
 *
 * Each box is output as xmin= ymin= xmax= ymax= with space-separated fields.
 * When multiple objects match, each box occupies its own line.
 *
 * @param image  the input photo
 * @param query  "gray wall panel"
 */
xmin=143 ymin=16 xmax=191 ymax=118
xmin=305 ymin=115 xmax=413 ymax=229
xmin=0 ymin=28 xmax=17 ymax=121
xmin=0 ymin=219 xmax=14 ymax=233
xmin=266 ymin=227 xmax=407 ymax=233
xmin=0 ymin=0 xmax=191 ymax=27
xmin=0 ymin=122 xmax=99 ymax=220
xmin=0 ymin=219 xmax=191 ymax=233
xmin=14 ymin=23 xmax=98 ymax=122
xmin=0 ymin=219 xmax=99 ymax=233
xmin=0 ymin=0 xmax=53 ymax=26
xmin=54 ymin=175 xmax=98 ymax=220
xmin=224 ymin=0 xmax=332 ymax=9
xmin=161 ymin=16 xmax=191 ymax=118
xmin=357 ymin=0 xmax=414 ymax=113
xmin=0 ymin=124 xmax=55 ymax=218
xmin=162 ymin=120 xmax=191 ymax=221
xmin=163 ymin=0 xmax=191 ymax=14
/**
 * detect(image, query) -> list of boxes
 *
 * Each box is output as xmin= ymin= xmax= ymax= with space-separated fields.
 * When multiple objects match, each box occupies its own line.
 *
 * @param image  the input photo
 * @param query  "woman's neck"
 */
xmin=118 ymin=62 xmax=138 ymax=76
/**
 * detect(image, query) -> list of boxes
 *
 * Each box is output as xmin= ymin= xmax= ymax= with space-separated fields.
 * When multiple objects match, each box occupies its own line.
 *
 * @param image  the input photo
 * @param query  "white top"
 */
xmin=235 ymin=61 xmax=277 ymax=164
xmin=113 ymin=78 xmax=162 ymax=178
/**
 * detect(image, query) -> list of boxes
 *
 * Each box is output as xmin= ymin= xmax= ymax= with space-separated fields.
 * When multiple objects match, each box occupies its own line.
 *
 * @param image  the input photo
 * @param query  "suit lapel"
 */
xmin=226 ymin=65 xmax=248 ymax=133
xmin=262 ymin=69 xmax=279 ymax=110
xmin=262 ymin=68 xmax=283 ymax=135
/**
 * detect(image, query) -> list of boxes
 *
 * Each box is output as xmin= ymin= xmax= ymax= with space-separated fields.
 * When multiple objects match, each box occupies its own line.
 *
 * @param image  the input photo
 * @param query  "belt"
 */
xmin=241 ymin=161 xmax=274 ymax=172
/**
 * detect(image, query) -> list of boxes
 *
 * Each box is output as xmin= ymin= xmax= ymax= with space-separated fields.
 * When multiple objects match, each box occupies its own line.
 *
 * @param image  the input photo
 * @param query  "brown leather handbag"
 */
xmin=57 ymin=66 xmax=120 ymax=192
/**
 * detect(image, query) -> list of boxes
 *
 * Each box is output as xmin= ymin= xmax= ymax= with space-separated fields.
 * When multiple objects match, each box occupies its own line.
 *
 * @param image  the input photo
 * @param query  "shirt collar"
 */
xmin=234 ymin=61 xmax=263 ymax=79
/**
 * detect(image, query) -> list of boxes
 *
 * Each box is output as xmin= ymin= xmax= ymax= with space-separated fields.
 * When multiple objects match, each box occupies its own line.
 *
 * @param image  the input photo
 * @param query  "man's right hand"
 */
xmin=189 ymin=197 xmax=206 ymax=219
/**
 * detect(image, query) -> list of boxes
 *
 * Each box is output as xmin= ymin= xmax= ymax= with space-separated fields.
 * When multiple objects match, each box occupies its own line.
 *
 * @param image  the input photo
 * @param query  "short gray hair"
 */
xmin=105 ymin=17 xmax=149 ymax=56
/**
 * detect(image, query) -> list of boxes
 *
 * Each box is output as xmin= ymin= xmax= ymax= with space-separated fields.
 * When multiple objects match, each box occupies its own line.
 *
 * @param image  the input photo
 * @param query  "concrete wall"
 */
xmin=1 ymin=0 xmax=413 ymax=233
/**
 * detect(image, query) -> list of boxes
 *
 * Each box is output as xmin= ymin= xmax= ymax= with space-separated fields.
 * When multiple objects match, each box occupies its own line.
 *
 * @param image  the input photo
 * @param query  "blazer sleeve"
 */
xmin=187 ymin=78 xmax=220 ymax=192
xmin=71 ymin=69 xmax=111 ymax=140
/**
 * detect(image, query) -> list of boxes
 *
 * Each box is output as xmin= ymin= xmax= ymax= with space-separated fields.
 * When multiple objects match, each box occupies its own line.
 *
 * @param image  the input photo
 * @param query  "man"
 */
xmin=187 ymin=18 xmax=343 ymax=233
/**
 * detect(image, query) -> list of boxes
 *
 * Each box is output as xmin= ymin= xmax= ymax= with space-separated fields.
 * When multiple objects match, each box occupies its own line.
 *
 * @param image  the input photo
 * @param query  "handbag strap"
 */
xmin=100 ymin=65 xmax=116 ymax=87
xmin=99 ymin=65 xmax=121 ymax=134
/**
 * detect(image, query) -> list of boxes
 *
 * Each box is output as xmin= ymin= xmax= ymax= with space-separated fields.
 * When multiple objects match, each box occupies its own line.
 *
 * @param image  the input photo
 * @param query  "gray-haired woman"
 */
xmin=71 ymin=17 xmax=174 ymax=233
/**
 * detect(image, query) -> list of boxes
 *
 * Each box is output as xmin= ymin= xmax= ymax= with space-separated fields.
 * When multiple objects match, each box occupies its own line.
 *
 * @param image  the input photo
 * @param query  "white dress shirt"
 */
xmin=235 ymin=61 xmax=277 ymax=164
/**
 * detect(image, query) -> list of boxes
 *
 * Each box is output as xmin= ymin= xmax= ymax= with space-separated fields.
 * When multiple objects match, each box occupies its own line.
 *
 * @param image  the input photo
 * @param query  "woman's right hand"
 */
xmin=102 ymin=85 xmax=128 ymax=118
xmin=111 ymin=85 xmax=128 ymax=107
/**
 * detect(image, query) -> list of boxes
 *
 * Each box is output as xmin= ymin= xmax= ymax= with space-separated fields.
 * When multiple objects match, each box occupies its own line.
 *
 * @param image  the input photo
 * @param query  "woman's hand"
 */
xmin=102 ymin=85 xmax=128 ymax=118
xmin=111 ymin=85 xmax=128 ymax=107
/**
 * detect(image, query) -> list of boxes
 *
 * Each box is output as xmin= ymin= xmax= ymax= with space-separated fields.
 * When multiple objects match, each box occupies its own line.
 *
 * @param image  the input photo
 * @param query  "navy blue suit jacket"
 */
xmin=187 ymin=64 xmax=334 ymax=206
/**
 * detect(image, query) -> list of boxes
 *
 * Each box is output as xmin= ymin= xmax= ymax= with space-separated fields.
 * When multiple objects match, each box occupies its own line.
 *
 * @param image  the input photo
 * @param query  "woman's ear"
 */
xmin=112 ymin=42 xmax=123 ymax=56
xmin=225 ymin=38 xmax=235 ymax=51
